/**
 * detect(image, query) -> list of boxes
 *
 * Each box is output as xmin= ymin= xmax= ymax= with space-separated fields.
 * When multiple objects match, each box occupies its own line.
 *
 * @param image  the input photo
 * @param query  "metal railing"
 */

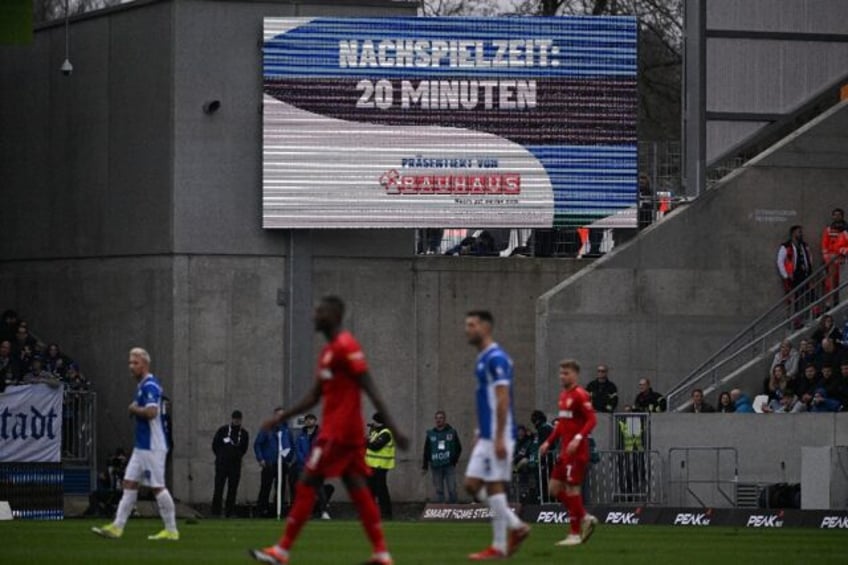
xmin=668 ymin=447 xmax=739 ymax=508
xmin=62 ymin=389 xmax=96 ymax=464
xmin=667 ymin=260 xmax=848 ymax=409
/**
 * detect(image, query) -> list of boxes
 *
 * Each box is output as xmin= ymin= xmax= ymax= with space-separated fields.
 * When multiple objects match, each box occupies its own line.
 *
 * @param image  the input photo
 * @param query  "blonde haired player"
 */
xmin=92 ymin=348 xmax=178 ymax=541
xmin=539 ymin=359 xmax=598 ymax=546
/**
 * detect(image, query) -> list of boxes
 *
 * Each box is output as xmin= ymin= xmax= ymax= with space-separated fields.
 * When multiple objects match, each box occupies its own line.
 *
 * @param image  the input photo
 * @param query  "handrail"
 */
xmin=667 ymin=257 xmax=834 ymax=401
xmin=668 ymin=266 xmax=848 ymax=410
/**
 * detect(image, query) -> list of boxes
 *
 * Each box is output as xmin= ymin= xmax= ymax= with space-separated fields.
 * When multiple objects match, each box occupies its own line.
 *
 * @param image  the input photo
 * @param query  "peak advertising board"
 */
xmin=262 ymin=17 xmax=637 ymax=229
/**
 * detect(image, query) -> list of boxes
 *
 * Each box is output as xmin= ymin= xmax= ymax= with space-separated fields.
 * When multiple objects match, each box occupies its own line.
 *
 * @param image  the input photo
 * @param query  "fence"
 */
xmin=668 ymin=447 xmax=739 ymax=508
xmin=414 ymin=141 xmax=683 ymax=258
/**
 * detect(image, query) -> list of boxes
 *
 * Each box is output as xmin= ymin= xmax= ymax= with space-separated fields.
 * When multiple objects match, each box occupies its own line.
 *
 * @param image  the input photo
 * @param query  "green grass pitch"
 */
xmin=0 ymin=519 xmax=845 ymax=564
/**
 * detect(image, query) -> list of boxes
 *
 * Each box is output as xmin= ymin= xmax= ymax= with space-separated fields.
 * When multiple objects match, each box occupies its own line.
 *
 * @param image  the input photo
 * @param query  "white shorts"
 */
xmin=465 ymin=438 xmax=515 ymax=483
xmin=124 ymin=449 xmax=167 ymax=488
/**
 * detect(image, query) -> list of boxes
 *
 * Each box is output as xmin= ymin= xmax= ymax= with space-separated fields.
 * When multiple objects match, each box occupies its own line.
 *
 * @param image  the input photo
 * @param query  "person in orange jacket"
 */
xmin=821 ymin=208 xmax=846 ymax=306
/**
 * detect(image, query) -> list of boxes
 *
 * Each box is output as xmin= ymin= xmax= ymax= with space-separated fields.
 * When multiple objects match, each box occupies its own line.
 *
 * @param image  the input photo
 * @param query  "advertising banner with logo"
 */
xmin=262 ymin=17 xmax=637 ymax=228
xmin=0 ymin=384 xmax=63 ymax=463
xmin=422 ymin=503 xmax=521 ymax=521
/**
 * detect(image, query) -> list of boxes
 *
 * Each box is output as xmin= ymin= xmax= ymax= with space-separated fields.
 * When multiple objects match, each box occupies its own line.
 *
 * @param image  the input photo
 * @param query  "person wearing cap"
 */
xmin=211 ymin=410 xmax=250 ymax=517
xmin=365 ymin=412 xmax=395 ymax=519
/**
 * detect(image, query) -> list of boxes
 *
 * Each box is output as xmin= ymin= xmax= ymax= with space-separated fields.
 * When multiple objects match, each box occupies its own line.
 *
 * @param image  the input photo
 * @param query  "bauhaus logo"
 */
xmin=820 ymin=516 xmax=848 ymax=529
xmin=605 ymin=510 xmax=640 ymax=525
xmin=673 ymin=510 xmax=712 ymax=526
xmin=746 ymin=512 xmax=784 ymax=528
xmin=537 ymin=511 xmax=570 ymax=524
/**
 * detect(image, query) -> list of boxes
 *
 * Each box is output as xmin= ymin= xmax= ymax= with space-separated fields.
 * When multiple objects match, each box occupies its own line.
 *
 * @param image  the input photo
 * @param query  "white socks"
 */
xmin=489 ymin=492 xmax=523 ymax=529
xmin=155 ymin=489 xmax=178 ymax=532
xmin=113 ymin=488 xmax=138 ymax=528
xmin=487 ymin=493 xmax=508 ymax=553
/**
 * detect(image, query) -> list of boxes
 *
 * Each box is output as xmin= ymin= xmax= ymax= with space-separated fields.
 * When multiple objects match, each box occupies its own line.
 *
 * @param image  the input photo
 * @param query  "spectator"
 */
xmin=684 ymin=388 xmax=715 ymax=413
xmin=0 ymin=310 xmax=19 ymax=343
xmin=12 ymin=324 xmax=37 ymax=355
xmin=717 ymin=391 xmax=735 ymax=413
xmin=820 ymin=208 xmax=846 ymax=308
xmin=21 ymin=355 xmax=60 ymax=387
xmin=586 ymin=364 xmax=619 ymax=412
xmin=770 ymin=340 xmax=799 ymax=380
xmin=365 ymin=412 xmax=395 ymax=519
xmin=293 ymin=413 xmax=331 ymax=520
xmin=809 ymin=388 xmax=842 ymax=412
xmin=530 ymin=410 xmax=555 ymax=502
xmin=637 ymin=173 xmax=654 ymax=230
xmin=763 ymin=364 xmax=789 ymax=401
xmin=13 ymin=344 xmax=33 ymax=378
xmin=797 ymin=339 xmax=817 ymax=374
xmin=839 ymin=360 xmax=848 ymax=404
xmin=730 ymin=389 xmax=754 ymax=413
xmin=819 ymin=366 xmax=845 ymax=405
xmin=421 ymin=410 xmax=461 ymax=504
xmin=777 ymin=225 xmax=813 ymax=324
xmin=66 ymin=362 xmax=90 ymax=390
xmin=812 ymin=317 xmax=842 ymax=349
xmin=0 ymin=340 xmax=16 ymax=384
xmin=45 ymin=343 xmax=72 ymax=379
xmin=794 ymin=364 xmax=821 ymax=402
xmin=512 ymin=425 xmax=537 ymax=503
xmin=633 ymin=378 xmax=666 ymax=413
xmin=211 ymin=410 xmax=250 ymax=518
xmin=417 ymin=229 xmax=444 ymax=254
xmin=763 ymin=391 xmax=806 ymax=414
xmin=819 ymin=338 xmax=844 ymax=372
xmin=253 ymin=407 xmax=294 ymax=517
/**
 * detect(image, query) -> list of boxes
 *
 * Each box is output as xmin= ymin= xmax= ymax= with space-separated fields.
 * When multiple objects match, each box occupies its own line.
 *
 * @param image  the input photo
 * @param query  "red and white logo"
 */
xmin=379 ymin=169 xmax=521 ymax=196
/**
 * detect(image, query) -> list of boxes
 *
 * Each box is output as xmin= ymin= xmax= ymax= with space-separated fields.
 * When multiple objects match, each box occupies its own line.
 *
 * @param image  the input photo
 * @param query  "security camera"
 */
xmin=60 ymin=59 xmax=73 ymax=76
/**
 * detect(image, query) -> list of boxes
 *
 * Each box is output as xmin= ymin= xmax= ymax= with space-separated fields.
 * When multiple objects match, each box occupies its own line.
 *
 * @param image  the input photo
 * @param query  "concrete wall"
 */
xmin=704 ymin=0 xmax=848 ymax=162
xmin=649 ymin=413 xmax=848 ymax=508
xmin=538 ymin=102 xmax=848 ymax=413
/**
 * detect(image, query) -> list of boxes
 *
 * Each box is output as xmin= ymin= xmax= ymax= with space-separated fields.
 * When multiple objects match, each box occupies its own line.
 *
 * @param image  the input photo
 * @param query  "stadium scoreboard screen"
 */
xmin=262 ymin=17 xmax=637 ymax=229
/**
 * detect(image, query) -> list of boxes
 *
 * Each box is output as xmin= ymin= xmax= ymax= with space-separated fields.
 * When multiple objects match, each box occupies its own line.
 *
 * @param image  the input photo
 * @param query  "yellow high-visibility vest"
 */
xmin=365 ymin=428 xmax=396 ymax=470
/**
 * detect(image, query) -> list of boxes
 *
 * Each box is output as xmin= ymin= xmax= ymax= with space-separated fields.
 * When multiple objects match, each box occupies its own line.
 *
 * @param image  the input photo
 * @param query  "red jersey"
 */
xmin=316 ymin=330 xmax=369 ymax=446
xmin=548 ymin=385 xmax=596 ymax=456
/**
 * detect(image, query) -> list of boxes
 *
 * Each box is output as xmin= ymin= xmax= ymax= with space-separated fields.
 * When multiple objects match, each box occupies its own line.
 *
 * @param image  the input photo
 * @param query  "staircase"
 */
xmin=666 ymin=261 xmax=848 ymax=410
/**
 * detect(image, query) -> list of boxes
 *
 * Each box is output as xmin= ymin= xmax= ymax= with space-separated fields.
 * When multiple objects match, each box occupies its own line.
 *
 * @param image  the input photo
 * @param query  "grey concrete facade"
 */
xmin=538 ymin=101 xmax=848 ymax=414
xmin=698 ymin=0 xmax=848 ymax=165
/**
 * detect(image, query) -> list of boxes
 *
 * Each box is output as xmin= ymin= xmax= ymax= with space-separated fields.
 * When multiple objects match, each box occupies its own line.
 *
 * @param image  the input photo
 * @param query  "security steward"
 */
xmin=365 ymin=412 xmax=396 ymax=519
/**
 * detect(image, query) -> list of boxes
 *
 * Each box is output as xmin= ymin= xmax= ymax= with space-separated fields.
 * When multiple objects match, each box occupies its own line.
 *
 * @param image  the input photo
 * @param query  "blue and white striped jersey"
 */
xmin=474 ymin=343 xmax=516 ymax=441
xmin=134 ymin=374 xmax=168 ymax=452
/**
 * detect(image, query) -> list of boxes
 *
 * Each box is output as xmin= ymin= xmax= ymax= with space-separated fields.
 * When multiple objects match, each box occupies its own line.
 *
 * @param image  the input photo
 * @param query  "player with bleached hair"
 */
xmin=92 ymin=348 xmax=178 ymax=541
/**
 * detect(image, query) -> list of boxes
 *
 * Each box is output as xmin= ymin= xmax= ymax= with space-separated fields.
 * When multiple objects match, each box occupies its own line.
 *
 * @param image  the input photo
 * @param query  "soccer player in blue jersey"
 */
xmin=463 ymin=311 xmax=530 ymax=560
xmin=92 ymin=348 xmax=179 ymax=541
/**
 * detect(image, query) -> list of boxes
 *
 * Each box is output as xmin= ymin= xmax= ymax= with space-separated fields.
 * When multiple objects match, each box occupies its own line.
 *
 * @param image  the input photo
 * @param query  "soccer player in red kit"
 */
xmin=249 ymin=296 xmax=409 ymax=565
xmin=539 ymin=358 xmax=598 ymax=547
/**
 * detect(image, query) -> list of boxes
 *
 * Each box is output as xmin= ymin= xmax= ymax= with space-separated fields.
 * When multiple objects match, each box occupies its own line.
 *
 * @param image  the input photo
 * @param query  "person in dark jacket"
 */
xmin=633 ymin=379 xmax=666 ymax=413
xmin=530 ymin=410 xmax=555 ymax=503
xmin=421 ymin=410 xmax=462 ymax=503
xmin=211 ymin=410 xmax=250 ymax=517
xmin=586 ymin=364 xmax=619 ymax=412
xmin=254 ymin=407 xmax=294 ymax=517
xmin=293 ymin=413 xmax=331 ymax=519
xmin=683 ymin=388 xmax=715 ymax=413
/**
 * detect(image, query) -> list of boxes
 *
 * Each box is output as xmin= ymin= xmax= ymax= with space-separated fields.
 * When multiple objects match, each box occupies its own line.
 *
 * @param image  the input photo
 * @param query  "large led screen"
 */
xmin=262 ymin=17 xmax=637 ymax=228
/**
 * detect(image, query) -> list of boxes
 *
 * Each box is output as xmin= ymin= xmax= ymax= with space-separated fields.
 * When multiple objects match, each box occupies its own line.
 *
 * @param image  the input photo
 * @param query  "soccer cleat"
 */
xmin=581 ymin=514 xmax=599 ymax=543
xmin=91 ymin=524 xmax=123 ymax=539
xmin=248 ymin=546 xmax=290 ymax=564
xmin=468 ymin=547 xmax=507 ymax=561
xmin=507 ymin=523 xmax=531 ymax=555
xmin=555 ymin=534 xmax=583 ymax=547
xmin=148 ymin=529 xmax=180 ymax=541
xmin=362 ymin=552 xmax=394 ymax=565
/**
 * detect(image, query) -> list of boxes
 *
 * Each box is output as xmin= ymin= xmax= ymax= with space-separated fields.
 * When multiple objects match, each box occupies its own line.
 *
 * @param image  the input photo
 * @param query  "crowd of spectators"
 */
xmin=699 ymin=323 xmax=848 ymax=414
xmin=0 ymin=308 xmax=89 ymax=392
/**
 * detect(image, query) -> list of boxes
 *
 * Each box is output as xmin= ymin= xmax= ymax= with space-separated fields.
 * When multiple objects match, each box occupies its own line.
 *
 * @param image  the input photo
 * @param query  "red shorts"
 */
xmin=551 ymin=450 xmax=589 ymax=486
xmin=305 ymin=438 xmax=371 ymax=479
